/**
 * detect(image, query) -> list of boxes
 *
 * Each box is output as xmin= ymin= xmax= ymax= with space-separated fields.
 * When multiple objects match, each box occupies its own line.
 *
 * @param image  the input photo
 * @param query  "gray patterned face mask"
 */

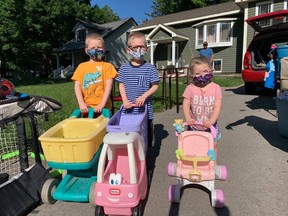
xmin=129 ymin=49 xmax=146 ymax=60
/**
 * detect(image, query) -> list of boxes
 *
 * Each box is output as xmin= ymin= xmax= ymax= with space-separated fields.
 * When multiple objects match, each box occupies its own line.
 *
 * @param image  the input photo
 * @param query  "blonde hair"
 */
xmin=85 ymin=33 xmax=105 ymax=48
xmin=189 ymin=56 xmax=211 ymax=75
xmin=127 ymin=32 xmax=147 ymax=47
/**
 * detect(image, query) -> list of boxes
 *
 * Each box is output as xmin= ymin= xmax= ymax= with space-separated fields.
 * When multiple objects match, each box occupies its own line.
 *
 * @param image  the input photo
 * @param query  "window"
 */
xmin=256 ymin=1 xmax=273 ymax=26
xmin=207 ymin=24 xmax=216 ymax=43
xmin=195 ymin=20 xmax=234 ymax=48
xmin=220 ymin=23 xmax=231 ymax=42
xmin=76 ymin=29 xmax=86 ymax=42
xmin=198 ymin=26 xmax=204 ymax=45
xmin=212 ymin=59 xmax=222 ymax=73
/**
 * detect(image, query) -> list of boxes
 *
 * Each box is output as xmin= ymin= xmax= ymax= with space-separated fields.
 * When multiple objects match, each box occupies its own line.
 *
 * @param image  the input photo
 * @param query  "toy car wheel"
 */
xmin=41 ymin=178 xmax=59 ymax=204
xmin=211 ymin=189 xmax=224 ymax=208
xmin=89 ymin=182 xmax=96 ymax=206
xmin=168 ymin=185 xmax=180 ymax=203
xmin=95 ymin=205 xmax=105 ymax=216
xmin=132 ymin=203 xmax=142 ymax=216
xmin=215 ymin=165 xmax=228 ymax=180
xmin=167 ymin=162 xmax=176 ymax=176
xmin=219 ymin=165 xmax=227 ymax=180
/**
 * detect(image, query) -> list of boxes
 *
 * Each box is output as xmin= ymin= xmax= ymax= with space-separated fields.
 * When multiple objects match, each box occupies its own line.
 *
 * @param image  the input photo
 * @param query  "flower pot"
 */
xmin=276 ymin=98 xmax=288 ymax=138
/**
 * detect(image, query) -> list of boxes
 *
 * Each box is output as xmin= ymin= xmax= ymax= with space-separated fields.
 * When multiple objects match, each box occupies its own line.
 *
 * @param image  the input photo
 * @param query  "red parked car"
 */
xmin=242 ymin=10 xmax=288 ymax=94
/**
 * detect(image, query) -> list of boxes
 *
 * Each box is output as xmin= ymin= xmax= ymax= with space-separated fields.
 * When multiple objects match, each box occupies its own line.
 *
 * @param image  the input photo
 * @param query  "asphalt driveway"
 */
xmin=29 ymin=85 xmax=288 ymax=216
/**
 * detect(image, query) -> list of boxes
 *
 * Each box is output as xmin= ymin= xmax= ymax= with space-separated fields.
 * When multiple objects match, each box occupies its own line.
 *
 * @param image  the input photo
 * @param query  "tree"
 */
xmin=0 ymin=0 xmax=119 ymax=77
xmin=150 ymin=0 xmax=232 ymax=17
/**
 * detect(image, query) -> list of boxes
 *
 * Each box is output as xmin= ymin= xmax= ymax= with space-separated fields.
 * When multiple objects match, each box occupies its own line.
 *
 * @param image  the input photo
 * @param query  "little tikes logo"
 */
xmin=109 ymin=188 xmax=120 ymax=195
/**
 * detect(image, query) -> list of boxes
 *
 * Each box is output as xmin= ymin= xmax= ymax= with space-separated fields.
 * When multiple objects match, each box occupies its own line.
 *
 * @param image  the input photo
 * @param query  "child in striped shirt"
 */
xmin=116 ymin=32 xmax=160 ymax=147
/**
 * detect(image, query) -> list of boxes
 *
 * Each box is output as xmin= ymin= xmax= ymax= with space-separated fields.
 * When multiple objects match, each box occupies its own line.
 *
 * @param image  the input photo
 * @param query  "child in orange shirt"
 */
xmin=71 ymin=33 xmax=117 ymax=114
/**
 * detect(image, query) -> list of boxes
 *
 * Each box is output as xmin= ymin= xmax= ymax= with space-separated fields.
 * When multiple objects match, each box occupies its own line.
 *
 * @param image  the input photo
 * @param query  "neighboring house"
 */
xmin=54 ymin=18 xmax=137 ymax=78
xmin=132 ymin=1 xmax=243 ymax=73
xmin=54 ymin=1 xmax=288 ymax=77
xmin=131 ymin=0 xmax=288 ymax=74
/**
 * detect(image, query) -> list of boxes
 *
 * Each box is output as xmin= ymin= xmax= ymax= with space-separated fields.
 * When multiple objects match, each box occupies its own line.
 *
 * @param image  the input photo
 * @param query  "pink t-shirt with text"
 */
xmin=182 ymin=82 xmax=222 ymax=122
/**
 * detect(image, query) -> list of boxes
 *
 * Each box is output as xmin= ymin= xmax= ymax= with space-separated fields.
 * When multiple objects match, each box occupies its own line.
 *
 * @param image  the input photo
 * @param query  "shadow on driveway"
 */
xmin=226 ymin=115 xmax=288 ymax=152
xmin=142 ymin=123 xmax=169 ymax=215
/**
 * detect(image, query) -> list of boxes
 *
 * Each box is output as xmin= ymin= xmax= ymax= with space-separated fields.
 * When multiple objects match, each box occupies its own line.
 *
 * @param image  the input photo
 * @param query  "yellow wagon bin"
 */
xmin=39 ymin=116 xmax=109 ymax=163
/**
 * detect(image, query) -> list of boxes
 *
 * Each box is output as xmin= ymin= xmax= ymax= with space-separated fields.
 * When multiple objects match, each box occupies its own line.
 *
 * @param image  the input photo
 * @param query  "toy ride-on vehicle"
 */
xmin=92 ymin=105 xmax=148 ymax=216
xmin=167 ymin=119 xmax=227 ymax=208
xmin=38 ymin=108 xmax=110 ymax=204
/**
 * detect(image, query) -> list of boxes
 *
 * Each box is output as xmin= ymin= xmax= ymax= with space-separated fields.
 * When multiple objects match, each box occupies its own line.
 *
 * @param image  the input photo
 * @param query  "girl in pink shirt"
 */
xmin=182 ymin=56 xmax=222 ymax=152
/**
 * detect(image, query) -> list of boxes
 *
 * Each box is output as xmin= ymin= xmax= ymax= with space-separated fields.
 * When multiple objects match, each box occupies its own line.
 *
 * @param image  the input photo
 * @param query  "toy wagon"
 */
xmin=39 ymin=108 xmax=110 ymax=203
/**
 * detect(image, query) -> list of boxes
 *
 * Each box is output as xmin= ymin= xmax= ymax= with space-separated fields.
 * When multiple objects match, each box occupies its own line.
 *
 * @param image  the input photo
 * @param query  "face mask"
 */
xmin=87 ymin=48 xmax=105 ymax=60
xmin=192 ymin=70 xmax=214 ymax=85
xmin=129 ymin=49 xmax=146 ymax=60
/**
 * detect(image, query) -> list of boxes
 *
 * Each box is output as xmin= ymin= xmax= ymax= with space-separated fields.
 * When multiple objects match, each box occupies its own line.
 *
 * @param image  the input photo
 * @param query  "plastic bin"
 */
xmin=106 ymin=106 xmax=148 ymax=147
xmin=39 ymin=115 xmax=109 ymax=163
xmin=275 ymin=98 xmax=288 ymax=138
xmin=277 ymin=46 xmax=288 ymax=73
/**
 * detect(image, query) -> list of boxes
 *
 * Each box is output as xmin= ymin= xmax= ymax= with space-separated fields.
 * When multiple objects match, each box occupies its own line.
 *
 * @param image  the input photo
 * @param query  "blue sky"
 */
xmin=91 ymin=0 xmax=154 ymax=24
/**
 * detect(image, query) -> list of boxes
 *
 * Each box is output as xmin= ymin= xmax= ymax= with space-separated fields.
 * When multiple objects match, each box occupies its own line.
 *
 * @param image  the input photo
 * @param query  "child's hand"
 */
xmin=135 ymin=95 xmax=146 ymax=107
xmin=204 ymin=120 xmax=213 ymax=128
xmin=186 ymin=118 xmax=196 ymax=125
xmin=94 ymin=104 xmax=104 ymax=113
xmin=79 ymin=103 xmax=88 ymax=113
xmin=123 ymin=100 xmax=132 ymax=109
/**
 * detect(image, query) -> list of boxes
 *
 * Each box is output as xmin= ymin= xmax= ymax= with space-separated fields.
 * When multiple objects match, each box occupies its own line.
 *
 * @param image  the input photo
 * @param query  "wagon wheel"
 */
xmin=89 ymin=182 xmax=96 ymax=206
xmin=41 ymin=178 xmax=59 ymax=204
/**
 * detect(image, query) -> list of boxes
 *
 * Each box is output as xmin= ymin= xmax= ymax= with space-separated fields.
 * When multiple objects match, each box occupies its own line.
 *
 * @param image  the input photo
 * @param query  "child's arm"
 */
xmin=94 ymin=78 xmax=113 ymax=113
xmin=204 ymin=99 xmax=222 ymax=128
xmin=135 ymin=82 xmax=159 ymax=106
xmin=183 ymin=98 xmax=196 ymax=125
xmin=74 ymin=81 xmax=88 ymax=113
xmin=119 ymin=82 xmax=132 ymax=109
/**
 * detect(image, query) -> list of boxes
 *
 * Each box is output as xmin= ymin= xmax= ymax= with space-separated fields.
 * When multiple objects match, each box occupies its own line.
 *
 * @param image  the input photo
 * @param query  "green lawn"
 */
xmin=15 ymin=76 xmax=243 ymax=129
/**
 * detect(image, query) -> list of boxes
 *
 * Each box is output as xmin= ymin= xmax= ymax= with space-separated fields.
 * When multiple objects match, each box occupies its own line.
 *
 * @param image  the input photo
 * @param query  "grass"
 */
xmin=14 ymin=75 xmax=243 ymax=129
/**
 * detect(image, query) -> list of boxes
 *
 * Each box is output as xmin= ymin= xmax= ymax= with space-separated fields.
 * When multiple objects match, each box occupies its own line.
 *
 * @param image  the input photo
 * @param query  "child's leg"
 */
xmin=147 ymin=119 xmax=153 ymax=147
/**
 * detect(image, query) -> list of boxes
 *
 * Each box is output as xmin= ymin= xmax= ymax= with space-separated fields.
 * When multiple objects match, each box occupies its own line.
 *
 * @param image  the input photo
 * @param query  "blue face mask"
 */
xmin=129 ymin=49 xmax=146 ymax=60
xmin=87 ymin=48 xmax=105 ymax=60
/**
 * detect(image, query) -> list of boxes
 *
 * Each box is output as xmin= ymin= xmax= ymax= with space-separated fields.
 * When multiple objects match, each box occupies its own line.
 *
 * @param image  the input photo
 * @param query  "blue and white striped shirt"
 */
xmin=116 ymin=62 xmax=160 ymax=120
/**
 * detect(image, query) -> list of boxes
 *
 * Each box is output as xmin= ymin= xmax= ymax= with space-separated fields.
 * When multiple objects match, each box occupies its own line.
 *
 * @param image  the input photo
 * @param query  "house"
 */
xmin=131 ymin=0 xmax=288 ymax=74
xmin=54 ymin=18 xmax=137 ymax=78
xmin=54 ymin=0 xmax=288 ymax=77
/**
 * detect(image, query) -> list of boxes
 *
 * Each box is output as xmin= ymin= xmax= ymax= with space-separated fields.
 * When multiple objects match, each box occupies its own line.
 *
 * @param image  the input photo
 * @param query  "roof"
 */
xmin=133 ymin=1 xmax=242 ymax=31
xmin=56 ymin=18 xmax=137 ymax=53
xmin=147 ymin=24 xmax=189 ymax=43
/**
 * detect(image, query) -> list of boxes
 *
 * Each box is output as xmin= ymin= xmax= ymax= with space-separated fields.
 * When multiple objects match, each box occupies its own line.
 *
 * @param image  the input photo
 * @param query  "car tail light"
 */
xmin=243 ymin=51 xmax=251 ymax=69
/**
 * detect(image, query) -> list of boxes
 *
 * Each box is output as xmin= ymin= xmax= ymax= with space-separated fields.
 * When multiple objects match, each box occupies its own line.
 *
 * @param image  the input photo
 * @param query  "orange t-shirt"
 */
xmin=71 ymin=61 xmax=117 ymax=109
